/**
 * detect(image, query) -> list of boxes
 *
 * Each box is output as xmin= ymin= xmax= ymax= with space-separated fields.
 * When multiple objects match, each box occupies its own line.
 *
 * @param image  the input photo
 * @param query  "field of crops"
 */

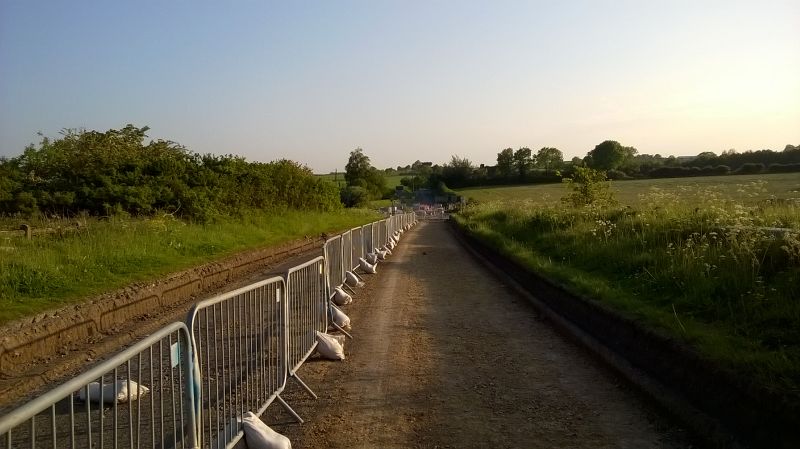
xmin=454 ymin=172 xmax=800 ymax=399
xmin=459 ymin=173 xmax=800 ymax=205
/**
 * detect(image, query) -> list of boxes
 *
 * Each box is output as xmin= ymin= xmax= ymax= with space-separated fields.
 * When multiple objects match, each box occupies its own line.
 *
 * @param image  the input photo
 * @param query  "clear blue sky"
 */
xmin=1 ymin=0 xmax=798 ymax=172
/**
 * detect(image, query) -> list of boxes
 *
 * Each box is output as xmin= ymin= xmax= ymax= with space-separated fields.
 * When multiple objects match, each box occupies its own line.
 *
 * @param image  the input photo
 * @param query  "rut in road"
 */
xmin=264 ymin=220 xmax=692 ymax=449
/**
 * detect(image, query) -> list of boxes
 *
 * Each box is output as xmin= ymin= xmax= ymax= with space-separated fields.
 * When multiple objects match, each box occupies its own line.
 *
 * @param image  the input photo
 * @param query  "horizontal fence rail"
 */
xmin=0 ymin=322 xmax=196 ymax=449
xmin=186 ymin=276 xmax=290 ymax=449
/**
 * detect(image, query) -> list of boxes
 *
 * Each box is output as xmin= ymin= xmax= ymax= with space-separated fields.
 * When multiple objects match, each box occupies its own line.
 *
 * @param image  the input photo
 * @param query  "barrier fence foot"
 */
xmin=291 ymin=373 xmax=318 ymax=399
xmin=332 ymin=323 xmax=353 ymax=340
xmin=343 ymin=284 xmax=357 ymax=295
xmin=276 ymin=395 xmax=304 ymax=424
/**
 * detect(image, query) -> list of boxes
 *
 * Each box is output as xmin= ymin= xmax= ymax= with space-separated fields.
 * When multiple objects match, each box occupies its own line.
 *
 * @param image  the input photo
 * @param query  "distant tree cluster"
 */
xmin=0 ymin=125 xmax=341 ymax=221
xmin=421 ymin=141 xmax=800 ymax=191
xmin=341 ymin=149 xmax=389 ymax=207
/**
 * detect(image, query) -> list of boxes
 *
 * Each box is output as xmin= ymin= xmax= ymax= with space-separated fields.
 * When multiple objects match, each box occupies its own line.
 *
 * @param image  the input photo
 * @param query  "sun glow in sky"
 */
xmin=1 ymin=0 xmax=798 ymax=172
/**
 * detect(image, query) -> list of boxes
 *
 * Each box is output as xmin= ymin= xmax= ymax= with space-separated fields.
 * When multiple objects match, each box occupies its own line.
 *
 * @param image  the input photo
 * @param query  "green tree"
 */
xmin=535 ymin=147 xmax=563 ymax=174
xmin=585 ymin=140 xmax=637 ymax=171
xmin=496 ymin=148 xmax=515 ymax=179
xmin=344 ymin=148 xmax=372 ymax=186
xmin=442 ymin=155 xmax=474 ymax=187
xmin=561 ymin=166 xmax=616 ymax=207
xmin=344 ymin=148 xmax=386 ymax=199
xmin=513 ymin=147 xmax=532 ymax=178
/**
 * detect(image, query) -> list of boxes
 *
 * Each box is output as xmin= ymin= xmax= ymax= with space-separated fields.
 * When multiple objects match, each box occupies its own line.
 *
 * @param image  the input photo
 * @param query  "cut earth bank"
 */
xmin=0 ymin=235 xmax=325 ymax=411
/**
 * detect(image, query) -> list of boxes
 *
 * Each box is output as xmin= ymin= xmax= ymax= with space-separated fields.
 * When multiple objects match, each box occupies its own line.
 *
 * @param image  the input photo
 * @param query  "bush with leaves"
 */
xmin=561 ymin=166 xmax=616 ymax=207
xmin=0 ymin=125 xmax=341 ymax=221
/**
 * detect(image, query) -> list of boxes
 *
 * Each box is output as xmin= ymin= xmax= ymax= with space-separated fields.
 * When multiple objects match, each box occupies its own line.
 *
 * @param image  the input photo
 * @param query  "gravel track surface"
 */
xmin=264 ymin=220 xmax=693 ymax=449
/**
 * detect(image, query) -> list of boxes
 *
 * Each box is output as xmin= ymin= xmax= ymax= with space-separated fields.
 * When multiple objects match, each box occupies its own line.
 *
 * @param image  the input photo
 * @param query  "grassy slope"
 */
xmin=454 ymin=173 xmax=800 ymax=398
xmin=0 ymin=209 xmax=379 ymax=324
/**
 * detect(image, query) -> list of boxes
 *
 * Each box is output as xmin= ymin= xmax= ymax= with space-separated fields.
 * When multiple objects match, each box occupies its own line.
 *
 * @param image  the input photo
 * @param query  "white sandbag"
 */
xmin=366 ymin=252 xmax=378 ymax=265
xmin=359 ymin=258 xmax=377 ymax=274
xmin=315 ymin=331 xmax=345 ymax=360
xmin=329 ymin=333 xmax=346 ymax=347
xmin=375 ymin=249 xmax=388 ymax=261
xmin=242 ymin=411 xmax=292 ymax=449
xmin=330 ymin=306 xmax=351 ymax=329
xmin=388 ymin=240 xmax=396 ymax=250
xmin=332 ymin=287 xmax=352 ymax=305
xmin=383 ymin=246 xmax=392 ymax=255
xmin=78 ymin=380 xmax=149 ymax=404
xmin=345 ymin=271 xmax=364 ymax=287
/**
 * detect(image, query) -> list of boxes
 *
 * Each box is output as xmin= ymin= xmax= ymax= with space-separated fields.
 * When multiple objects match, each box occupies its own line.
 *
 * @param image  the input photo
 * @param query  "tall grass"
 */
xmin=0 ymin=208 xmax=379 ymax=324
xmin=455 ymin=179 xmax=800 ymax=397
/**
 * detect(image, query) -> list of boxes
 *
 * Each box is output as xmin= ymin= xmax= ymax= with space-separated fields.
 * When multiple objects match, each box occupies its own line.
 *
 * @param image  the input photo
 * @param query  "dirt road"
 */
xmin=265 ymin=221 xmax=692 ymax=448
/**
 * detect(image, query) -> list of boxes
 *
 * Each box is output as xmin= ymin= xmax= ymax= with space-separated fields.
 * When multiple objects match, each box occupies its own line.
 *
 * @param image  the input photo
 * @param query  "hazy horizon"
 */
xmin=1 ymin=1 xmax=798 ymax=173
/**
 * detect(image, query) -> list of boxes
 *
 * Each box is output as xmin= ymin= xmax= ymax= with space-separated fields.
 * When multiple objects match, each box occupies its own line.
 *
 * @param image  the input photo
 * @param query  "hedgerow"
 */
xmin=0 ymin=125 xmax=341 ymax=221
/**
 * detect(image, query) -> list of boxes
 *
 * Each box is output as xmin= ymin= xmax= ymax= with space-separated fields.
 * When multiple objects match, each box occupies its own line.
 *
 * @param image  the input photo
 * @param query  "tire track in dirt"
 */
xmin=265 ymin=221 xmax=693 ymax=449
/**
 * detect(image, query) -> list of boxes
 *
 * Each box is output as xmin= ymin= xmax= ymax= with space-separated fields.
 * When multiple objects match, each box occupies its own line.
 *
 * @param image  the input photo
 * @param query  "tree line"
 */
xmin=0 ymin=125 xmax=341 ymax=221
xmin=372 ymin=141 xmax=800 ymax=190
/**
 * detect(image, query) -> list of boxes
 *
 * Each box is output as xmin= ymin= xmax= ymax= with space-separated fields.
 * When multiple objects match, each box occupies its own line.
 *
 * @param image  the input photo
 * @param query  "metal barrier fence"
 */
xmin=376 ymin=220 xmax=388 ymax=249
xmin=362 ymin=223 xmax=374 ymax=255
xmin=323 ymin=235 xmax=344 ymax=293
xmin=341 ymin=230 xmax=353 ymax=277
xmin=0 ymin=322 xmax=196 ymax=449
xmin=186 ymin=276 xmax=295 ymax=449
xmin=284 ymin=257 xmax=327 ymax=398
xmin=0 ymin=215 xmax=420 ymax=448
xmin=349 ymin=226 xmax=363 ymax=271
xmin=416 ymin=209 xmax=448 ymax=220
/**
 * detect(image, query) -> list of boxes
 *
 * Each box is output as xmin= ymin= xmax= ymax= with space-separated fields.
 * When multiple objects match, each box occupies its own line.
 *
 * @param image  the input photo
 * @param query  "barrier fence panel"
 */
xmin=377 ymin=220 xmax=388 ymax=248
xmin=341 ymin=231 xmax=352 ymax=280
xmin=386 ymin=216 xmax=394 ymax=238
xmin=285 ymin=257 xmax=327 ymax=397
xmin=349 ymin=227 xmax=363 ymax=270
xmin=0 ymin=322 xmax=196 ymax=449
xmin=371 ymin=223 xmax=379 ymax=252
xmin=362 ymin=223 xmax=374 ymax=256
xmin=186 ymin=276 xmax=293 ymax=449
xmin=323 ymin=236 xmax=344 ymax=294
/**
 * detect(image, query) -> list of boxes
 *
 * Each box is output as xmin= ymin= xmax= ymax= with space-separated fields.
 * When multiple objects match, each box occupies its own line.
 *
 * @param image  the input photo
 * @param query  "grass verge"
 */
xmin=454 ymin=181 xmax=800 ymax=402
xmin=0 ymin=208 xmax=379 ymax=324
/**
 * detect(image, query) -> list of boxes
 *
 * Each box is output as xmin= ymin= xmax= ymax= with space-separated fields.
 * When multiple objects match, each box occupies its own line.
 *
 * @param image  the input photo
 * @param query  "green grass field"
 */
xmin=0 ymin=208 xmax=380 ymax=324
xmin=454 ymin=172 xmax=800 ymax=400
xmin=458 ymin=173 xmax=800 ymax=205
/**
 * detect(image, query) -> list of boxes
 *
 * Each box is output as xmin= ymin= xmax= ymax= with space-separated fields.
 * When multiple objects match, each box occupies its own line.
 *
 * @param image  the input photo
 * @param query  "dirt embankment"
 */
xmin=263 ymin=221 xmax=692 ymax=449
xmin=0 ymin=236 xmax=324 ymax=410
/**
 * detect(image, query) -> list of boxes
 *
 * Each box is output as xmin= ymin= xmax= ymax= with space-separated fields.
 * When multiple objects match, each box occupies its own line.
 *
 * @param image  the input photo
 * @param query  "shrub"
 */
xmin=561 ymin=167 xmax=616 ymax=207
xmin=606 ymin=169 xmax=630 ymax=180
xmin=735 ymin=163 xmax=765 ymax=174
xmin=340 ymin=186 xmax=370 ymax=208
xmin=767 ymin=163 xmax=800 ymax=173
xmin=0 ymin=126 xmax=342 ymax=220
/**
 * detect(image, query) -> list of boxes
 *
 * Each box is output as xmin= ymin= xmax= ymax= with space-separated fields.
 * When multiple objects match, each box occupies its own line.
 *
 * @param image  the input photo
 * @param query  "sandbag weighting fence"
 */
xmin=0 ymin=213 xmax=417 ymax=449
